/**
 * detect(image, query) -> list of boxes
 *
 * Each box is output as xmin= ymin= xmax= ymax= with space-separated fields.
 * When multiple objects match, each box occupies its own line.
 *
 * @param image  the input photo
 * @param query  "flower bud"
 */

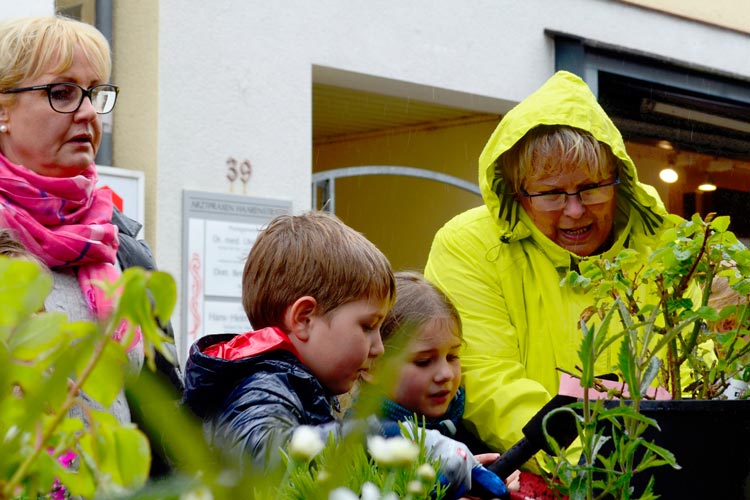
xmin=361 ymin=482 xmax=381 ymax=500
xmin=367 ymin=435 xmax=420 ymax=467
xmin=288 ymin=425 xmax=325 ymax=462
xmin=328 ymin=487 xmax=359 ymax=500
xmin=407 ymin=480 xmax=424 ymax=495
xmin=416 ymin=463 xmax=436 ymax=482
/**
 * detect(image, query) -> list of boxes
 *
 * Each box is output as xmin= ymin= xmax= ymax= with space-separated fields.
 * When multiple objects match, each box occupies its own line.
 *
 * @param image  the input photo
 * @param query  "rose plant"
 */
xmin=541 ymin=213 xmax=750 ymax=499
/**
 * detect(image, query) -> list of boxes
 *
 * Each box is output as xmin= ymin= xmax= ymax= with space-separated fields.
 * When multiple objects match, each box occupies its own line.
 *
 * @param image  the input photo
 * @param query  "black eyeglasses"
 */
xmin=0 ymin=82 xmax=119 ymax=114
xmin=520 ymin=176 xmax=620 ymax=211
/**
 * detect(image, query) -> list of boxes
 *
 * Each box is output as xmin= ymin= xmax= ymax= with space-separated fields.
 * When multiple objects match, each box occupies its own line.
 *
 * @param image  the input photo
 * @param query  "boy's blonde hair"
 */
xmin=498 ymin=125 xmax=618 ymax=195
xmin=380 ymin=271 xmax=461 ymax=347
xmin=0 ymin=16 xmax=111 ymax=107
xmin=242 ymin=211 xmax=395 ymax=330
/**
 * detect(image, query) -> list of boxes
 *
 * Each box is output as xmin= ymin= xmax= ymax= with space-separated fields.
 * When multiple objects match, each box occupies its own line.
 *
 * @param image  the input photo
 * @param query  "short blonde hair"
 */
xmin=0 ymin=16 xmax=111 ymax=107
xmin=498 ymin=125 xmax=618 ymax=195
xmin=0 ymin=228 xmax=48 ymax=273
xmin=242 ymin=211 xmax=395 ymax=330
xmin=380 ymin=271 xmax=461 ymax=347
xmin=0 ymin=228 xmax=31 ymax=259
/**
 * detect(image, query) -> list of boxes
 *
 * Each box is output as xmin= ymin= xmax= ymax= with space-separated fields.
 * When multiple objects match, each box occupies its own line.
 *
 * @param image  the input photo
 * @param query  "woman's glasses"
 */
xmin=1 ymin=82 xmax=119 ymax=114
xmin=521 ymin=176 xmax=620 ymax=211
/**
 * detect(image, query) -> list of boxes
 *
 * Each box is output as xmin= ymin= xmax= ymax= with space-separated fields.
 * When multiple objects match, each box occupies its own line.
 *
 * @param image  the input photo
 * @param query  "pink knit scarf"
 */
xmin=0 ymin=152 xmax=141 ymax=351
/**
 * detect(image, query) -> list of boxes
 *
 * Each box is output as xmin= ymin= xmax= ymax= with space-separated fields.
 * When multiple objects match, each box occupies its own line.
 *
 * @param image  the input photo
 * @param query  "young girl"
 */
xmin=375 ymin=271 xmax=488 ymax=452
xmin=371 ymin=271 xmax=522 ymax=497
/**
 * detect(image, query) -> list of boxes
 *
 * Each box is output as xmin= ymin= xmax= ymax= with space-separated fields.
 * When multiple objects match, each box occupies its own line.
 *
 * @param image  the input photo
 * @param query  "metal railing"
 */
xmin=312 ymin=165 xmax=480 ymax=212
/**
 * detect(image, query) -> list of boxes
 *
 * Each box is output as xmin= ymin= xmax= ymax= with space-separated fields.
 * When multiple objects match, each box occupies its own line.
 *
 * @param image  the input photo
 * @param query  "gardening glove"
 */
xmin=469 ymin=464 xmax=510 ymax=499
xmin=403 ymin=424 xmax=508 ymax=499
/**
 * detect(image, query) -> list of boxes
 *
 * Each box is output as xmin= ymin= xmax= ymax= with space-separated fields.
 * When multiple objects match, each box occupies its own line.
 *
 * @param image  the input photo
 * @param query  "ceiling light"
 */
xmin=659 ymin=168 xmax=678 ymax=183
xmin=698 ymin=174 xmax=717 ymax=192
xmin=657 ymin=140 xmax=674 ymax=150
xmin=642 ymin=99 xmax=750 ymax=134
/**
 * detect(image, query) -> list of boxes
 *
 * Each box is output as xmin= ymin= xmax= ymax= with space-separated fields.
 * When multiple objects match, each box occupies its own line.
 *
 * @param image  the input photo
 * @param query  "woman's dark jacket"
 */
xmin=113 ymin=208 xmax=183 ymax=476
xmin=183 ymin=327 xmax=342 ymax=470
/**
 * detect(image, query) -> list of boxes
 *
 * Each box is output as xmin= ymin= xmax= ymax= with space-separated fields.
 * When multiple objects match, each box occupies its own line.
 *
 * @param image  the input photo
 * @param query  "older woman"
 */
xmin=0 ymin=15 xmax=180 ymax=475
xmin=424 ymin=71 xmax=672 ymax=471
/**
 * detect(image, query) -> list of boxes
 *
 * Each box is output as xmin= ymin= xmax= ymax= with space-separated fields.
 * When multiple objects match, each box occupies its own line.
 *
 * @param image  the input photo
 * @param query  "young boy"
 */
xmin=183 ymin=211 xmax=395 ymax=469
xmin=184 ymin=212 xmax=509 ymax=497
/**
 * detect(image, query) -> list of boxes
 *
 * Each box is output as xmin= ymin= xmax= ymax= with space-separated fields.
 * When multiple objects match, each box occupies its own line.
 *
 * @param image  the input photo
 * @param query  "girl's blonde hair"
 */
xmin=0 ymin=16 xmax=111 ymax=107
xmin=380 ymin=271 xmax=461 ymax=348
xmin=498 ymin=125 xmax=619 ymax=195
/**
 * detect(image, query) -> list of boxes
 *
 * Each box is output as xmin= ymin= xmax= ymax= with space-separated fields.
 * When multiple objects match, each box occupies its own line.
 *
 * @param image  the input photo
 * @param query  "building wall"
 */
xmin=2 ymin=0 xmax=748 ymax=358
xmin=149 ymin=0 xmax=750 ymax=350
xmin=0 ymin=0 xmax=55 ymax=19
xmin=0 ymin=0 xmax=51 ymax=17
xmin=112 ymin=0 xmax=160 ymax=246
xmin=313 ymin=118 xmax=496 ymax=272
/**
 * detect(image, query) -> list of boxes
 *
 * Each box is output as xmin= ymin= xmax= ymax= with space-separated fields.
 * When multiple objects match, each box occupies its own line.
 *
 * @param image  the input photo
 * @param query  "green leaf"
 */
xmin=55 ymin=462 xmax=97 ymax=500
xmin=639 ymin=356 xmax=661 ymax=395
xmin=77 ymin=339 xmax=126 ymax=407
xmin=618 ymin=337 xmax=639 ymax=399
xmin=147 ymin=270 xmax=178 ymax=325
xmin=111 ymin=426 xmax=151 ymax=487
xmin=710 ymin=215 xmax=731 ymax=233
xmin=579 ymin=320 xmax=595 ymax=387
xmin=9 ymin=312 xmax=69 ymax=361
xmin=636 ymin=440 xmax=680 ymax=470
xmin=0 ymin=258 xmax=51 ymax=326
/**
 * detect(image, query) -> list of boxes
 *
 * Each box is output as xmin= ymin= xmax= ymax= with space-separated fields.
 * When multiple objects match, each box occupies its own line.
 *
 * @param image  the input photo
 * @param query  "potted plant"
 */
xmin=543 ymin=213 xmax=750 ymax=499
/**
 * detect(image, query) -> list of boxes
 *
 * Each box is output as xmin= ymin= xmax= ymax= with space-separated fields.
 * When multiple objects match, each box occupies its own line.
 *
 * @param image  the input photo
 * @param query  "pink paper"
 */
xmin=558 ymin=373 xmax=672 ymax=400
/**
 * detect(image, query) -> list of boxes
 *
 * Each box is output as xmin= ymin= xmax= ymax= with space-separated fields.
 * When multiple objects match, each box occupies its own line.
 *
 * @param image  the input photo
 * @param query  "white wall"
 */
xmin=0 ymin=0 xmax=52 ymax=17
xmin=156 ymin=0 xmax=750 ymax=349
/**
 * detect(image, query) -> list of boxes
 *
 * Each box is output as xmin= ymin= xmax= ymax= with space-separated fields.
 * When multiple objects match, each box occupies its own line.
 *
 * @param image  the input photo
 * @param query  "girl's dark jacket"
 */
xmin=183 ymin=327 xmax=342 ymax=470
xmin=378 ymin=387 xmax=491 ymax=455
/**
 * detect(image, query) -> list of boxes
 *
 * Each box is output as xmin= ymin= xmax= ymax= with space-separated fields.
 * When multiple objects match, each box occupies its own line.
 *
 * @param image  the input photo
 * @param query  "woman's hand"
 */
xmin=504 ymin=468 xmax=521 ymax=491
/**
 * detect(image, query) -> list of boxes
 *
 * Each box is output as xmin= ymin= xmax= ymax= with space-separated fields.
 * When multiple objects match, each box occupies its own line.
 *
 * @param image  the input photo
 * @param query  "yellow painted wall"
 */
xmin=313 ymin=119 xmax=498 ymax=272
xmin=313 ymin=122 xmax=713 ymax=272
xmin=618 ymin=0 xmax=750 ymax=34
xmin=112 ymin=1 xmax=159 ymax=248
xmin=56 ymin=0 xmax=95 ymax=24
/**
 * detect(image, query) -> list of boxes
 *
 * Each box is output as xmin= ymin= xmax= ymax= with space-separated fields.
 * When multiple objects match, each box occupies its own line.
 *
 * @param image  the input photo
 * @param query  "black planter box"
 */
xmin=619 ymin=399 xmax=750 ymax=499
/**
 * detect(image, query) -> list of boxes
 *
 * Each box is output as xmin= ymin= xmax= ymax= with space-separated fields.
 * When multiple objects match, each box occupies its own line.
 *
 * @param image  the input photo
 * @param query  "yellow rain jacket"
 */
xmin=424 ymin=71 xmax=672 ymax=468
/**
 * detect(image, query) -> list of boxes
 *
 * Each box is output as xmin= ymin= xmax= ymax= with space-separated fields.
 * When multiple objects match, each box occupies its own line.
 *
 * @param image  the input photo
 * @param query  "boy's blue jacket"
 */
xmin=183 ymin=327 xmax=342 ymax=469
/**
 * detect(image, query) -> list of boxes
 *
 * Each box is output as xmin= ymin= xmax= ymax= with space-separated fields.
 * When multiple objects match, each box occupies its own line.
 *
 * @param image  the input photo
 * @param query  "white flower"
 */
xmin=361 ymin=481 xmax=381 ymax=500
xmin=180 ymin=486 xmax=213 ymax=500
xmin=367 ymin=435 xmax=420 ymax=467
xmin=288 ymin=425 xmax=325 ymax=462
xmin=416 ymin=463 xmax=436 ymax=482
xmin=407 ymin=480 xmax=424 ymax=495
xmin=329 ymin=487 xmax=360 ymax=500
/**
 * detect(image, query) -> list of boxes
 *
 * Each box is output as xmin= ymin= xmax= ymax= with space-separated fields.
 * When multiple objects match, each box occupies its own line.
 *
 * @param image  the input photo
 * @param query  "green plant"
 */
xmin=0 ymin=256 xmax=177 ymax=499
xmin=1 ymin=255 xmax=450 ymax=500
xmin=263 ymin=421 xmax=448 ymax=500
xmin=541 ymin=213 xmax=750 ymax=499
